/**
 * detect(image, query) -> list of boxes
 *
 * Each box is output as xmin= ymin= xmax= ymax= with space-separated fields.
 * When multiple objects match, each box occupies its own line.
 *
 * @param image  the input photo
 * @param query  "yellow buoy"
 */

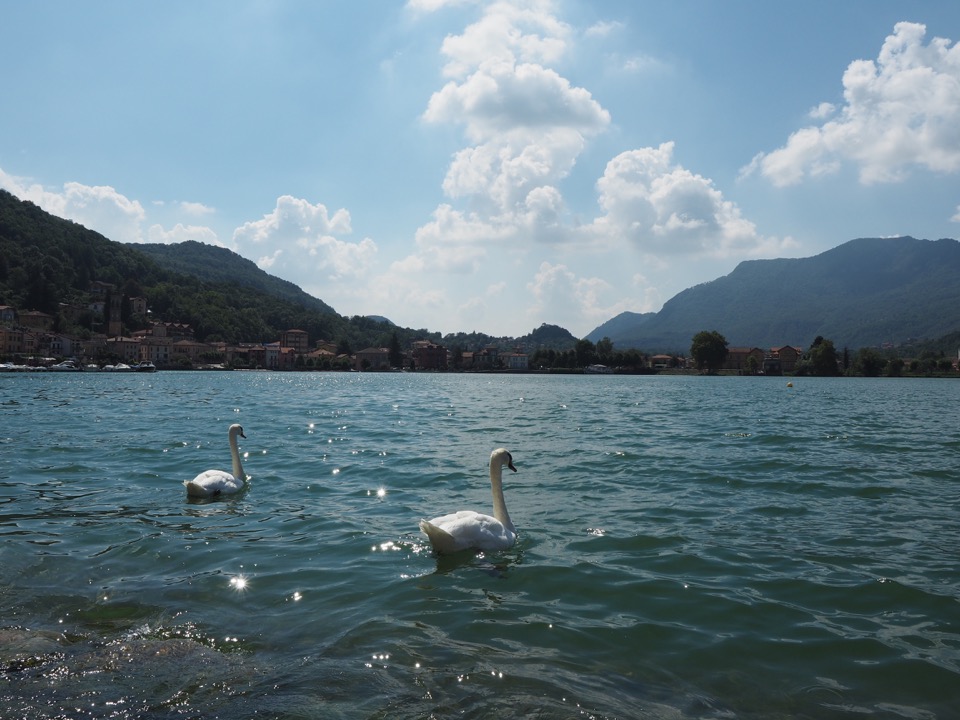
xmin=786 ymin=382 xmax=793 ymax=387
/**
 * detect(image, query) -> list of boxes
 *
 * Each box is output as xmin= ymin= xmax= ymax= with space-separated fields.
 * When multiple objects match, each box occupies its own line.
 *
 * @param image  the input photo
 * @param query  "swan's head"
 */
xmin=229 ymin=423 xmax=247 ymax=439
xmin=491 ymin=448 xmax=517 ymax=473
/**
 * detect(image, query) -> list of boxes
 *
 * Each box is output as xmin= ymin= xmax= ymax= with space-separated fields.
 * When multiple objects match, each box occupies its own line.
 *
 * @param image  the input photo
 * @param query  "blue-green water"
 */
xmin=1 ymin=371 xmax=958 ymax=719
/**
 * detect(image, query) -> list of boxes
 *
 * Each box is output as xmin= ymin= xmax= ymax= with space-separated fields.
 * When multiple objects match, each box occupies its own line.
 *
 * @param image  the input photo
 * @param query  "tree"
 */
xmin=853 ymin=347 xmax=885 ymax=377
xmin=574 ymin=339 xmax=596 ymax=368
xmin=388 ymin=331 xmax=403 ymax=368
xmin=595 ymin=336 xmax=614 ymax=360
xmin=690 ymin=330 xmax=728 ymax=373
xmin=808 ymin=336 xmax=840 ymax=376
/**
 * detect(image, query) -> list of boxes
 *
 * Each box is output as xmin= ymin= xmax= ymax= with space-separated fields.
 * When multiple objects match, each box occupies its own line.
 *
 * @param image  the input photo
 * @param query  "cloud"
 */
xmin=0 ymin=169 xmax=146 ymax=243
xmin=435 ymin=0 xmax=571 ymax=79
xmin=526 ymin=261 xmax=639 ymax=332
xmin=745 ymin=22 xmax=960 ymax=186
xmin=179 ymin=201 xmax=216 ymax=216
xmin=401 ymin=0 xmax=780 ymax=336
xmin=809 ymin=102 xmax=836 ymax=120
xmin=585 ymin=20 xmax=623 ymax=39
xmin=232 ymin=195 xmax=376 ymax=282
xmin=406 ymin=0 xmax=475 ymax=13
xmin=591 ymin=142 xmax=770 ymax=257
xmin=420 ymin=0 xmax=609 ymax=233
xmin=147 ymin=223 xmax=222 ymax=246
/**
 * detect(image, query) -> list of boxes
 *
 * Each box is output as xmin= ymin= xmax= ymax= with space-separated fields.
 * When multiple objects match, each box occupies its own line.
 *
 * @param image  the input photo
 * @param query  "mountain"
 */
xmin=137 ymin=240 xmax=337 ymax=315
xmin=0 ymin=189 xmax=364 ymax=346
xmin=586 ymin=237 xmax=960 ymax=352
xmin=587 ymin=311 xmax=655 ymax=342
xmin=0 ymin=189 xmax=572 ymax=353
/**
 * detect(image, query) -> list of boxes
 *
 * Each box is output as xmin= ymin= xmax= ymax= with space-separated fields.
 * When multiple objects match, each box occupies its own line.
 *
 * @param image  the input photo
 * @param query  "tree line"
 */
xmin=690 ymin=330 xmax=958 ymax=377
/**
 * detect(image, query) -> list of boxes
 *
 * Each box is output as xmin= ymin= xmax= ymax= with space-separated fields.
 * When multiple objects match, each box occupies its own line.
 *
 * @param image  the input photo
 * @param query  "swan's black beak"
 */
xmin=508 ymin=459 xmax=517 ymax=472
xmin=239 ymin=428 xmax=247 ymax=439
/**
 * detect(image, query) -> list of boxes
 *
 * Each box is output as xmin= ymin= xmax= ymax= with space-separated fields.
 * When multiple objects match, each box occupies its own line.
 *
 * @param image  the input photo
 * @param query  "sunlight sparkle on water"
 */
xmin=229 ymin=575 xmax=248 ymax=591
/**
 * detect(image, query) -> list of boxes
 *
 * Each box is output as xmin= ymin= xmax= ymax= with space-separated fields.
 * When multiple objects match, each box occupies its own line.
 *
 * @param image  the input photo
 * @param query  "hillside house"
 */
xmin=724 ymin=347 xmax=765 ymax=372
xmin=106 ymin=336 xmax=142 ymax=364
xmin=281 ymin=329 xmax=309 ymax=354
xmin=767 ymin=345 xmax=803 ymax=374
xmin=411 ymin=340 xmax=447 ymax=370
xmin=356 ymin=347 xmax=391 ymax=371
xmin=649 ymin=354 xmax=675 ymax=369
xmin=19 ymin=310 xmax=54 ymax=331
xmin=0 ymin=326 xmax=38 ymax=356
xmin=129 ymin=296 xmax=148 ymax=315
xmin=501 ymin=350 xmax=529 ymax=370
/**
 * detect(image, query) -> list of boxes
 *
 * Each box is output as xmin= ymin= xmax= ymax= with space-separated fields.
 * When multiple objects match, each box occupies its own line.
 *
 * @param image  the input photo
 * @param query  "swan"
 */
xmin=419 ymin=448 xmax=518 ymax=554
xmin=183 ymin=424 xmax=248 ymax=497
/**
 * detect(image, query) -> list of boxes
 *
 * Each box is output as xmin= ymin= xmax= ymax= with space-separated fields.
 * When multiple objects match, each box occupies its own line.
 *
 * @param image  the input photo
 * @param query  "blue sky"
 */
xmin=2 ymin=1 xmax=959 ymax=338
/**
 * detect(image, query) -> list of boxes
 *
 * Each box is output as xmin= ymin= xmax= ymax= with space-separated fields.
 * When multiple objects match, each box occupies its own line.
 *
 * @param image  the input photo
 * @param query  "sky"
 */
xmin=2 ymin=1 xmax=960 ymax=339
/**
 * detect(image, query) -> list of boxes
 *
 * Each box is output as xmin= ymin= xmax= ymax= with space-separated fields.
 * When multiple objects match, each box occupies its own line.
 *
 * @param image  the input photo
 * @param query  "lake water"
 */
xmin=1 ymin=371 xmax=958 ymax=719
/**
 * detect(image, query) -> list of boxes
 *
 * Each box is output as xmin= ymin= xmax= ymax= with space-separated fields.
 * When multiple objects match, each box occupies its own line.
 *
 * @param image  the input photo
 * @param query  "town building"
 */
xmin=411 ymin=340 xmax=447 ymax=370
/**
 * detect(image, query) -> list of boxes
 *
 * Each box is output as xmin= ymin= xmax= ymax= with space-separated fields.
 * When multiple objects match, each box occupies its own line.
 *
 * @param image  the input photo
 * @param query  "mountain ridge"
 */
xmin=586 ymin=236 xmax=960 ymax=351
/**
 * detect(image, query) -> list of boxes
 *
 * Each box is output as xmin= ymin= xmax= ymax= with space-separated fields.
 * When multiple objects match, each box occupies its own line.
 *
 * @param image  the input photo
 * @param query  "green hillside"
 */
xmin=0 ymin=190 xmax=570 ymax=355
xmin=588 ymin=237 xmax=960 ymax=351
xmin=0 ymin=190 xmax=387 ymax=347
xmin=137 ymin=240 xmax=336 ymax=315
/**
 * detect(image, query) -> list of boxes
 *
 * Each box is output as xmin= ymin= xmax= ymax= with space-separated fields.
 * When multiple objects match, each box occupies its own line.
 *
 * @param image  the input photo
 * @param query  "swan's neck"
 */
xmin=229 ymin=433 xmax=246 ymax=481
xmin=490 ymin=464 xmax=514 ymax=532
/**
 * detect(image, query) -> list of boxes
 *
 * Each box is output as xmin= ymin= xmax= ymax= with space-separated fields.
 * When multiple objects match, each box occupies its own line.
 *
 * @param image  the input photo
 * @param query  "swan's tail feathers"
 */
xmin=419 ymin=519 xmax=460 ymax=555
xmin=184 ymin=480 xmax=212 ymax=498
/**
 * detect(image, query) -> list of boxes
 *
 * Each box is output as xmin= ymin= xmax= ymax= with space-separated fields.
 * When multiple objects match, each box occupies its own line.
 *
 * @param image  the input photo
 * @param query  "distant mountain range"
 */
xmin=586 ymin=237 xmax=960 ymax=352
xmin=2 ymin=188 xmax=958 ymax=354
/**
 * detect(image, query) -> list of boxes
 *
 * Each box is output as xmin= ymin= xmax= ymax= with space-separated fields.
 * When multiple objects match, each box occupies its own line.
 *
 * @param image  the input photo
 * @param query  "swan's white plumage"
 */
xmin=420 ymin=448 xmax=517 ymax=554
xmin=184 ymin=424 xmax=248 ymax=497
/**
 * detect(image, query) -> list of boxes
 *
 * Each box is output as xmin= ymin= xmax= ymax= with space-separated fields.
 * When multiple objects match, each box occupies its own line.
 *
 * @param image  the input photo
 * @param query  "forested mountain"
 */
xmin=137 ymin=240 xmax=336 ymax=315
xmin=0 ymin=190 xmax=567 ymax=353
xmin=0 ymin=190 xmax=407 ymax=348
xmin=586 ymin=237 xmax=960 ymax=352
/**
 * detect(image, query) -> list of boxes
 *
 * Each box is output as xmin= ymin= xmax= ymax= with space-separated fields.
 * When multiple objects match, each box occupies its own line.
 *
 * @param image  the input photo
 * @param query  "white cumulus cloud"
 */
xmin=745 ymin=22 xmax=960 ymax=186
xmin=232 ymin=195 xmax=375 ymax=282
xmin=592 ymin=142 xmax=767 ymax=257
xmin=147 ymin=223 xmax=221 ymax=246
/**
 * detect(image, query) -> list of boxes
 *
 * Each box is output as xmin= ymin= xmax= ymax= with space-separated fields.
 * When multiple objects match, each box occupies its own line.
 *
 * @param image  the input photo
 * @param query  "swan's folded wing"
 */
xmin=419 ymin=518 xmax=463 ymax=554
xmin=184 ymin=469 xmax=239 ymax=497
xmin=420 ymin=511 xmax=513 ymax=554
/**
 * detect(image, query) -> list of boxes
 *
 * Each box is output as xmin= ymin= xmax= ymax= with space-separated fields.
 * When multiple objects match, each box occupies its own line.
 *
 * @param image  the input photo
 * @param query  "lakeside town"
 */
xmin=0 ymin=280 xmax=822 ymax=375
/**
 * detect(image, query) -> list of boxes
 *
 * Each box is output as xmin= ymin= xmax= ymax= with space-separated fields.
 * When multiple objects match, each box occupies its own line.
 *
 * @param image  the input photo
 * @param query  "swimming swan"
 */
xmin=419 ymin=448 xmax=518 ymax=554
xmin=183 ymin=424 xmax=248 ymax=497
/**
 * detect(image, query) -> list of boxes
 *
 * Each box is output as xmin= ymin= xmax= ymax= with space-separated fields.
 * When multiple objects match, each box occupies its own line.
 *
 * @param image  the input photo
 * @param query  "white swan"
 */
xmin=183 ymin=424 xmax=248 ymax=497
xmin=419 ymin=448 xmax=518 ymax=554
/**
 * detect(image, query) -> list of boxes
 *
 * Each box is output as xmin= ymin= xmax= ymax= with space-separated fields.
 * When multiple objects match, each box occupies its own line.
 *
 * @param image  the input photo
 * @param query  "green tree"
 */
xmin=574 ymin=339 xmax=596 ymax=368
xmin=885 ymin=357 xmax=905 ymax=377
xmin=690 ymin=330 xmax=728 ymax=373
xmin=808 ymin=336 xmax=840 ymax=376
xmin=388 ymin=331 xmax=403 ymax=368
xmin=853 ymin=347 xmax=885 ymax=377
xmin=595 ymin=336 xmax=614 ymax=360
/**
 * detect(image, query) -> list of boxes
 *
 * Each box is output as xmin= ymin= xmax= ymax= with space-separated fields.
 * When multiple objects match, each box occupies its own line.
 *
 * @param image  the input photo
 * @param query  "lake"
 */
xmin=1 ymin=371 xmax=958 ymax=719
